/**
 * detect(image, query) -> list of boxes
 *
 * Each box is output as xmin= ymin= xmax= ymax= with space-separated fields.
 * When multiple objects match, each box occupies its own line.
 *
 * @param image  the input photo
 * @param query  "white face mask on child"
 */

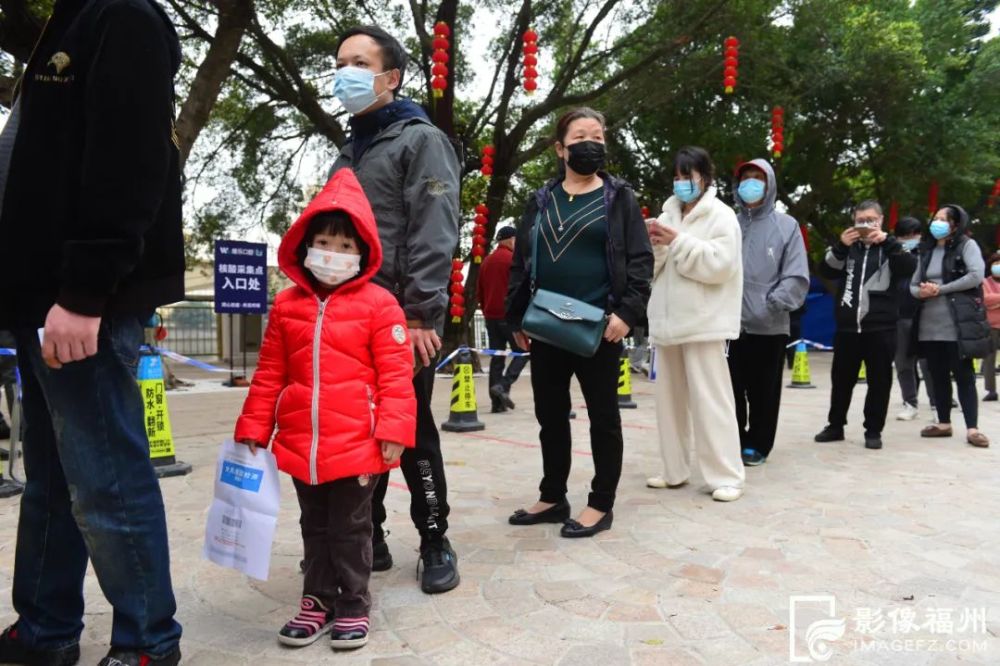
xmin=304 ymin=247 xmax=361 ymax=286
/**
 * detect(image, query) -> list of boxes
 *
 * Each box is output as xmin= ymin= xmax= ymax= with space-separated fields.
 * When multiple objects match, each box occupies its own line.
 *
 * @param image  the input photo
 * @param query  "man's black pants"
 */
xmin=827 ymin=329 xmax=896 ymax=436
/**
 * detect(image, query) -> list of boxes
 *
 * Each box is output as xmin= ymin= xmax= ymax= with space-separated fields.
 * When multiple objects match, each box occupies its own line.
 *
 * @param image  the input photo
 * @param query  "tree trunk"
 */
xmin=174 ymin=0 xmax=253 ymax=167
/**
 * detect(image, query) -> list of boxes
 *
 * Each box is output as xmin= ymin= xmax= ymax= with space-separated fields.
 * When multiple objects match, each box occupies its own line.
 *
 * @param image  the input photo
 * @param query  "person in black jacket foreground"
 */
xmin=814 ymin=201 xmax=917 ymax=451
xmin=910 ymin=205 xmax=991 ymax=448
xmin=0 ymin=1 xmax=185 ymax=665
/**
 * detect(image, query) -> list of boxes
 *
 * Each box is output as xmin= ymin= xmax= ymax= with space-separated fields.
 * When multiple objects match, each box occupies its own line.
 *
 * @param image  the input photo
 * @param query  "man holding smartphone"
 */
xmin=814 ymin=201 xmax=917 ymax=450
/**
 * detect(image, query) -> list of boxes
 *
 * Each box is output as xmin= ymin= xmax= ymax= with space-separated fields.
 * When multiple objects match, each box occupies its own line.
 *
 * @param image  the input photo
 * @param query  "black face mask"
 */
xmin=565 ymin=140 xmax=606 ymax=176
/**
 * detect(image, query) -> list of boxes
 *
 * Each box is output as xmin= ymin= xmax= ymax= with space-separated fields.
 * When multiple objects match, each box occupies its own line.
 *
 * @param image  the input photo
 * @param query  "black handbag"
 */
xmin=520 ymin=215 xmax=606 ymax=357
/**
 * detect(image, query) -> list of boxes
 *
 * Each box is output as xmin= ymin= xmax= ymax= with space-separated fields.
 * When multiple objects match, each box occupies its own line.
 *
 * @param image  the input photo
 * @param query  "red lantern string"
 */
xmin=522 ymin=28 xmax=539 ymax=94
xmin=640 ymin=206 xmax=651 ymax=218
xmin=450 ymin=258 xmax=465 ymax=323
xmin=723 ymin=36 xmax=740 ymax=94
xmin=771 ymin=106 xmax=784 ymax=159
xmin=472 ymin=204 xmax=489 ymax=264
xmin=481 ymin=144 xmax=495 ymax=177
xmin=431 ymin=22 xmax=450 ymax=98
xmin=928 ymin=180 xmax=940 ymax=217
xmin=888 ymin=200 xmax=899 ymax=231
xmin=799 ymin=224 xmax=810 ymax=253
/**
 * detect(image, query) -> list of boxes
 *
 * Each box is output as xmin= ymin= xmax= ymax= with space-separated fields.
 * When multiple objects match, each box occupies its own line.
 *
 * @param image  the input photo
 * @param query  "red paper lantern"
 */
xmin=450 ymin=282 xmax=463 ymax=295
xmin=475 ymin=204 xmax=489 ymax=215
xmin=472 ymin=245 xmax=486 ymax=262
xmin=450 ymin=305 xmax=464 ymax=322
xmin=474 ymin=225 xmax=487 ymax=236
xmin=770 ymin=105 xmax=786 ymax=159
xmin=928 ymin=180 xmax=940 ymax=216
xmin=474 ymin=214 xmax=487 ymax=225
xmin=452 ymin=259 xmax=464 ymax=271
xmin=889 ymin=201 xmax=899 ymax=230
xmin=481 ymin=165 xmax=494 ymax=176
xmin=431 ymin=22 xmax=450 ymax=98
xmin=641 ymin=206 xmax=651 ymax=218
xmin=155 ymin=326 xmax=168 ymax=341
xmin=723 ymin=36 xmax=739 ymax=93
xmin=450 ymin=294 xmax=465 ymax=307
xmin=522 ymin=27 xmax=539 ymax=94
xmin=451 ymin=270 xmax=463 ymax=283
xmin=483 ymin=145 xmax=496 ymax=157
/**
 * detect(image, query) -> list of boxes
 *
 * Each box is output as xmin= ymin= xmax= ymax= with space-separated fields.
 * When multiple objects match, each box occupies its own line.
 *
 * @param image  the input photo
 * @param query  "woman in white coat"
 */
xmin=645 ymin=146 xmax=746 ymax=501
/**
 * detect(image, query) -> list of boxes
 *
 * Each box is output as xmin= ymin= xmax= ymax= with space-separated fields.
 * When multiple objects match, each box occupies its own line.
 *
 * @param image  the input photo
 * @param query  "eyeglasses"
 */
xmin=854 ymin=217 xmax=881 ymax=226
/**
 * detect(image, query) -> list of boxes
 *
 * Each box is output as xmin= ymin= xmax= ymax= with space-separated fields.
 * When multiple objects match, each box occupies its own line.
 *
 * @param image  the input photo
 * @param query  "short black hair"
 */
xmin=673 ymin=146 xmax=715 ymax=184
xmin=336 ymin=25 xmax=407 ymax=90
xmin=895 ymin=216 xmax=922 ymax=237
xmin=854 ymin=199 xmax=883 ymax=216
xmin=298 ymin=211 xmax=370 ymax=277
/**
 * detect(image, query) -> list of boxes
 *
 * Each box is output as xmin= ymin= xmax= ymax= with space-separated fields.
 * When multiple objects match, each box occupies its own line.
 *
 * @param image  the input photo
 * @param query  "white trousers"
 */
xmin=653 ymin=341 xmax=745 ymax=490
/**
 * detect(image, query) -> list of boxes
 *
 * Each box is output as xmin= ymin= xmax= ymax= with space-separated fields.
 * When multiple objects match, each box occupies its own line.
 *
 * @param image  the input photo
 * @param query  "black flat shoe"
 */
xmin=508 ymin=500 xmax=571 ymax=525
xmin=560 ymin=510 xmax=613 ymax=538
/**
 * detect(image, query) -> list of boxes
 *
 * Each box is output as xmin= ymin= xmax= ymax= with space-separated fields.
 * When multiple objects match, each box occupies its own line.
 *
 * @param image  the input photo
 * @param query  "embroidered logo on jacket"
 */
xmin=391 ymin=325 xmax=407 ymax=344
xmin=48 ymin=52 xmax=71 ymax=74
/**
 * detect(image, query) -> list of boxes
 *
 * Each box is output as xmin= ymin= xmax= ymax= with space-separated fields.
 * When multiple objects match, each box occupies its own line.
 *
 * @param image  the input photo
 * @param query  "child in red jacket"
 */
xmin=234 ymin=169 xmax=416 ymax=651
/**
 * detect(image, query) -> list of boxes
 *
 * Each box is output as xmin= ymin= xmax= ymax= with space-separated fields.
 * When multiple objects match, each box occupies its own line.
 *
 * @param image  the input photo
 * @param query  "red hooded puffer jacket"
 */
xmin=234 ymin=169 xmax=416 ymax=485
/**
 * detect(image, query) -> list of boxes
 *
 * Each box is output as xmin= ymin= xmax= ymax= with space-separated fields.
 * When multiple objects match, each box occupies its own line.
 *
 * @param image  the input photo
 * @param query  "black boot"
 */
xmin=0 ymin=626 xmax=80 ymax=666
xmin=418 ymin=537 xmax=459 ymax=594
xmin=372 ymin=538 xmax=393 ymax=572
xmin=97 ymin=647 xmax=181 ymax=666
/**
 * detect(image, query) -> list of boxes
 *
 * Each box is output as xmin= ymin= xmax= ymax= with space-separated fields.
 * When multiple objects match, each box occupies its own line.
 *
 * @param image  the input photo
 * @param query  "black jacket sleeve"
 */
xmin=818 ymin=241 xmax=851 ymax=280
xmin=505 ymin=197 xmax=537 ymax=330
xmin=613 ymin=187 xmax=653 ymax=329
xmin=58 ymin=2 xmax=178 ymax=316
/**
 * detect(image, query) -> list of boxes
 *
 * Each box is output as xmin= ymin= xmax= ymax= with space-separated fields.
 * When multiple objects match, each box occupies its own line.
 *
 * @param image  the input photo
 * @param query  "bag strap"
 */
xmin=530 ymin=210 xmax=542 ymax=292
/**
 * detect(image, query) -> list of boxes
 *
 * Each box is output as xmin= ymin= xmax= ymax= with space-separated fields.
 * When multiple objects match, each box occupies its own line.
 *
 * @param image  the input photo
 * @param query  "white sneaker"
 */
xmin=896 ymin=403 xmax=919 ymax=421
xmin=646 ymin=476 xmax=687 ymax=489
xmin=712 ymin=486 xmax=744 ymax=502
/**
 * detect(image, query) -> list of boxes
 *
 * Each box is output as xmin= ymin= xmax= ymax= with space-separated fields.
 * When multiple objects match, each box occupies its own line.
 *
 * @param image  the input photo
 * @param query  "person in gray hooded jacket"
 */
xmin=727 ymin=159 xmax=809 ymax=466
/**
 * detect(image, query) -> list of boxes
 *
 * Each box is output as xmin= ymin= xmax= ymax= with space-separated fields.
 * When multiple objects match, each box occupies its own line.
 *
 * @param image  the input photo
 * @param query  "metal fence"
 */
xmin=157 ymin=301 xmax=218 ymax=357
xmin=156 ymin=301 xmax=491 ymax=359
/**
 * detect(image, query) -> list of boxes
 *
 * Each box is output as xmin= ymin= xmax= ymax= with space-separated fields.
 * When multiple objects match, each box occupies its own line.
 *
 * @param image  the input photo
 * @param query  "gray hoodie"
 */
xmin=733 ymin=159 xmax=809 ymax=336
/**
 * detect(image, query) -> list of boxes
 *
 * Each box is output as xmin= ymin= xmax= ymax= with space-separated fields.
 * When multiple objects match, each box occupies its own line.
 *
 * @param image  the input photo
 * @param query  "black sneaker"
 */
xmin=97 ymin=646 xmax=180 ymax=666
xmin=490 ymin=402 xmax=508 ymax=414
xmin=864 ymin=435 xmax=883 ymax=450
xmin=372 ymin=539 xmax=393 ymax=572
xmin=0 ymin=626 xmax=80 ymax=666
xmin=417 ymin=537 xmax=460 ymax=594
xmin=741 ymin=448 xmax=767 ymax=466
xmin=814 ymin=426 xmax=845 ymax=443
xmin=489 ymin=384 xmax=515 ymax=410
xmin=985 ymin=392 xmax=998 ymax=402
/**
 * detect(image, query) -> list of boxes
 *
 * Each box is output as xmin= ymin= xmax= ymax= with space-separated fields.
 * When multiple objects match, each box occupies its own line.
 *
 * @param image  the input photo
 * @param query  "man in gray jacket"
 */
xmin=727 ymin=159 xmax=809 ymax=466
xmin=330 ymin=25 xmax=461 ymax=594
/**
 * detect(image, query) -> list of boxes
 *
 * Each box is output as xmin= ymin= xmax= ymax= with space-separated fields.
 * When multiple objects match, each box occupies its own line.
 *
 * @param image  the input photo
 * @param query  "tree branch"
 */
xmin=174 ymin=0 xmax=253 ymax=167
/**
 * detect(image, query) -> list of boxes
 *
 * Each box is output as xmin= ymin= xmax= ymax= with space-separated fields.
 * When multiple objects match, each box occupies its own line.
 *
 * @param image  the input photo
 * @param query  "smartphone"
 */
xmin=854 ymin=223 xmax=873 ymax=238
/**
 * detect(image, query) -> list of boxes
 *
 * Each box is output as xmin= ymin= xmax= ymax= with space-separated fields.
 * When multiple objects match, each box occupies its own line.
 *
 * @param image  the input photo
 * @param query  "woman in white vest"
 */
xmin=645 ymin=146 xmax=746 ymax=501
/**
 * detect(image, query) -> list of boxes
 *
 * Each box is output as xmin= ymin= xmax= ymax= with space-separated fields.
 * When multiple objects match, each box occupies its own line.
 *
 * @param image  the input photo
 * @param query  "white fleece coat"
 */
xmin=647 ymin=187 xmax=743 ymax=346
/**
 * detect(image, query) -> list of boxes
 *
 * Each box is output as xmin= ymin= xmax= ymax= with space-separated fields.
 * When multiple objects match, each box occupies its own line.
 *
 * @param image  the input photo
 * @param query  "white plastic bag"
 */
xmin=203 ymin=438 xmax=280 ymax=580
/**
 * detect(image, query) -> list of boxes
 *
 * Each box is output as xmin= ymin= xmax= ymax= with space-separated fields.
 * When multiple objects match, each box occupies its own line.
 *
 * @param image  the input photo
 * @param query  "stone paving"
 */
xmin=2 ymin=352 xmax=1000 ymax=665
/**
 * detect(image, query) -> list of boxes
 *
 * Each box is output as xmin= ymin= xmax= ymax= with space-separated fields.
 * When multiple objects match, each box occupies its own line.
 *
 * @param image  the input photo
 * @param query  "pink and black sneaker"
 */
xmin=277 ymin=595 xmax=334 ymax=647
xmin=330 ymin=616 xmax=369 ymax=650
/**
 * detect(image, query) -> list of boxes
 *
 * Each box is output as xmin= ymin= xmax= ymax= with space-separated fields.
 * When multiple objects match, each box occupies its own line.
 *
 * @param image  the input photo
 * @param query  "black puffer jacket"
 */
xmin=505 ymin=173 xmax=653 ymax=331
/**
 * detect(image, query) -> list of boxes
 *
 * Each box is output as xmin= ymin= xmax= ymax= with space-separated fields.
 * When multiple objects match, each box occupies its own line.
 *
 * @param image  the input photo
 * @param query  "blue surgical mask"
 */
xmin=674 ymin=179 xmax=702 ymax=204
xmin=901 ymin=238 xmax=920 ymax=251
xmin=333 ymin=66 xmax=388 ymax=114
xmin=992 ymin=265 xmax=1000 ymax=278
xmin=737 ymin=179 xmax=766 ymax=204
xmin=929 ymin=220 xmax=951 ymax=240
